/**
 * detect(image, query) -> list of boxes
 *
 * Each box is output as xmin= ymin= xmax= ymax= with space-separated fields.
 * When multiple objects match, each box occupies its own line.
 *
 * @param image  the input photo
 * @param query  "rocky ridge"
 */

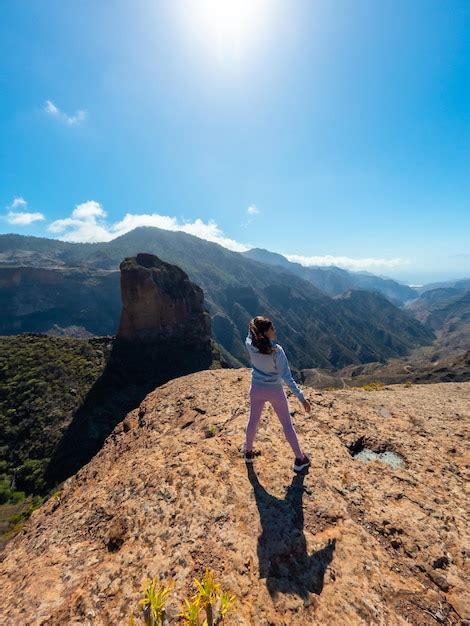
xmin=1 ymin=370 xmax=468 ymax=625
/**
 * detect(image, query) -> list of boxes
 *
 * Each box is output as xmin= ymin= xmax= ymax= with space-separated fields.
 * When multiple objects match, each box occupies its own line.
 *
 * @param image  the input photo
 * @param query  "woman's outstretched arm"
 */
xmin=274 ymin=345 xmax=306 ymax=402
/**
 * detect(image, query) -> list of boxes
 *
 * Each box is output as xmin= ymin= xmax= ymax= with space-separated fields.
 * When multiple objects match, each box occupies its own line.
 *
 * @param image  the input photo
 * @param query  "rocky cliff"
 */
xmin=117 ymin=253 xmax=211 ymax=343
xmin=1 ymin=370 xmax=468 ymax=625
xmin=44 ymin=253 xmax=217 ymax=487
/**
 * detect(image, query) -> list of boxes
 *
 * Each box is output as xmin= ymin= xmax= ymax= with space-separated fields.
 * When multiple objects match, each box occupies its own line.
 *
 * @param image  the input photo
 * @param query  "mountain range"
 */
xmin=243 ymin=247 xmax=417 ymax=305
xmin=0 ymin=227 xmax=436 ymax=370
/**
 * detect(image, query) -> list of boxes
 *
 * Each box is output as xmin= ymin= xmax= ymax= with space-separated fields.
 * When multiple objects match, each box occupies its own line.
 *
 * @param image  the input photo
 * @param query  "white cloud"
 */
xmin=242 ymin=204 xmax=260 ymax=227
xmin=4 ymin=197 xmax=45 ymax=225
xmin=47 ymin=201 xmax=251 ymax=251
xmin=7 ymin=211 xmax=45 ymax=225
xmin=44 ymin=201 xmax=408 ymax=271
xmin=44 ymin=100 xmax=59 ymax=115
xmin=47 ymin=201 xmax=111 ymax=242
xmin=284 ymin=253 xmax=407 ymax=270
xmin=10 ymin=197 xmax=27 ymax=209
xmin=44 ymin=99 xmax=87 ymax=125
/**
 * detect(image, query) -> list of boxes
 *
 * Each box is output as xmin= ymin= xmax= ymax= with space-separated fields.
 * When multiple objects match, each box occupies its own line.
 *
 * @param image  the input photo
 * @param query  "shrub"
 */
xmin=361 ymin=381 xmax=385 ymax=391
xmin=179 ymin=568 xmax=236 ymax=626
xmin=130 ymin=568 xmax=236 ymax=625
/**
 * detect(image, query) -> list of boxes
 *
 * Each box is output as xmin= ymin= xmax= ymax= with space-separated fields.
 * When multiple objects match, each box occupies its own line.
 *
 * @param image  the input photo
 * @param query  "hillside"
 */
xmin=1 ymin=369 xmax=468 ymax=625
xmin=405 ymin=288 xmax=470 ymax=355
xmin=416 ymin=278 xmax=470 ymax=295
xmin=0 ymin=228 xmax=435 ymax=370
xmin=243 ymin=248 xmax=417 ymax=305
xmin=301 ymin=348 xmax=470 ymax=389
xmin=0 ymin=334 xmax=113 ymax=502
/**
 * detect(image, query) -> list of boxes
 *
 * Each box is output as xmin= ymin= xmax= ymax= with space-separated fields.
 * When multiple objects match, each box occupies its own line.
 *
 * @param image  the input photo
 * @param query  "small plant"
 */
xmin=179 ymin=596 xmax=201 ymax=625
xmin=361 ymin=381 xmax=385 ymax=391
xmin=131 ymin=568 xmax=236 ymax=625
xmin=204 ymin=424 xmax=217 ymax=438
xmin=404 ymin=380 xmax=413 ymax=388
xmin=138 ymin=577 xmax=174 ymax=625
xmin=179 ymin=568 xmax=236 ymax=625
xmin=218 ymin=591 xmax=236 ymax=620
xmin=193 ymin=568 xmax=220 ymax=624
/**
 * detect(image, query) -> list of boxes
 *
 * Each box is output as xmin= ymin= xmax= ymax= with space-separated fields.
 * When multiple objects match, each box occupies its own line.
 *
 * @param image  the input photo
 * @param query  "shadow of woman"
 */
xmin=246 ymin=463 xmax=336 ymax=600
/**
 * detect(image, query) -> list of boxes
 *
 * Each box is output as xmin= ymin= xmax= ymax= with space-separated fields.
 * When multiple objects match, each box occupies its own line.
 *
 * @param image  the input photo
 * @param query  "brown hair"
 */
xmin=249 ymin=316 xmax=275 ymax=354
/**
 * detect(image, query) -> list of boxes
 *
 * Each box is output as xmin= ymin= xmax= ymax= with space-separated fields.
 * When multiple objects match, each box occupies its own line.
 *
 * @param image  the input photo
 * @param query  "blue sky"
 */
xmin=1 ymin=0 xmax=469 ymax=284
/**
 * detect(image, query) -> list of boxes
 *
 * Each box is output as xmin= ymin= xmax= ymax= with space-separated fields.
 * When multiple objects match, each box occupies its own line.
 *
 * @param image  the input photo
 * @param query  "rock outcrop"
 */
xmin=1 ymin=370 xmax=468 ymax=625
xmin=44 ymin=254 xmax=216 ymax=486
xmin=116 ymin=253 xmax=211 ymax=343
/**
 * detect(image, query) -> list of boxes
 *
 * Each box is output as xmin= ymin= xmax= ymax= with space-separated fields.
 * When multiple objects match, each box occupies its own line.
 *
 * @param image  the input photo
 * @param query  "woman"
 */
xmin=243 ymin=315 xmax=311 ymax=472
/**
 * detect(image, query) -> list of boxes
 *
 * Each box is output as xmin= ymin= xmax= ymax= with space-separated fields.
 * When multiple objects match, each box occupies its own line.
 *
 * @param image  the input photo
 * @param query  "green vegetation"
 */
xmin=0 ymin=334 xmax=110 ymax=502
xmin=136 ymin=577 xmax=174 ymax=625
xmin=361 ymin=381 xmax=386 ymax=391
xmin=185 ymin=567 xmax=236 ymax=626
xmin=204 ymin=424 xmax=218 ymax=438
xmin=130 ymin=568 xmax=236 ymax=625
xmin=0 ymin=494 xmax=44 ymax=548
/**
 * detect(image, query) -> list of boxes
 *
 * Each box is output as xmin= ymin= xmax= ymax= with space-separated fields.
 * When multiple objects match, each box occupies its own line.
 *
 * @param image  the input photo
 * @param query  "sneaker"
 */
xmin=244 ymin=450 xmax=255 ymax=463
xmin=293 ymin=454 xmax=311 ymax=472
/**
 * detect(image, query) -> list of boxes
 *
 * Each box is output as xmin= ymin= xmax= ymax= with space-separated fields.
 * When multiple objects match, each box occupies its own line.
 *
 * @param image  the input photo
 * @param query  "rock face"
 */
xmin=1 ymin=370 xmax=468 ymax=625
xmin=117 ymin=253 xmax=211 ymax=342
xmin=44 ymin=254 xmax=215 ymax=486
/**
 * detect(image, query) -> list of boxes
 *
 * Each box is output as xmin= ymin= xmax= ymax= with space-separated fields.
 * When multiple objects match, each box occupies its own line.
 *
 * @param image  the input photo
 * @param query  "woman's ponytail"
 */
xmin=249 ymin=316 xmax=275 ymax=354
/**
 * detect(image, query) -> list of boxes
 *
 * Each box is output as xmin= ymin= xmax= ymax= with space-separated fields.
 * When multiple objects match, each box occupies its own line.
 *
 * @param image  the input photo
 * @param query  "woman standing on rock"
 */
xmin=243 ymin=316 xmax=311 ymax=472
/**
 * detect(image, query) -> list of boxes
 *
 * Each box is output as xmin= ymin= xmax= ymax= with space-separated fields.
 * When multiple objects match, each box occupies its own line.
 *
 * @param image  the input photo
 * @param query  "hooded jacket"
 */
xmin=245 ymin=334 xmax=306 ymax=402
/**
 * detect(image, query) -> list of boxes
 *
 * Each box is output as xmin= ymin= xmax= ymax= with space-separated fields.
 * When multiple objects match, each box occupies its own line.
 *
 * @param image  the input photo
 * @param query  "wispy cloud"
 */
xmin=10 ymin=197 xmax=27 ymax=209
xmin=44 ymin=100 xmax=87 ymax=125
xmin=242 ymin=204 xmax=260 ymax=227
xmin=47 ymin=201 xmax=251 ymax=251
xmin=4 ymin=197 xmax=45 ymax=225
xmin=284 ymin=253 xmax=407 ymax=270
xmin=7 ymin=211 xmax=46 ymax=225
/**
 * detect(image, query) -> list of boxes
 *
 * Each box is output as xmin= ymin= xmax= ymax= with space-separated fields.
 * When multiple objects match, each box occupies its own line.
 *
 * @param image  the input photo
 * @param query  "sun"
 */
xmin=181 ymin=0 xmax=271 ymax=64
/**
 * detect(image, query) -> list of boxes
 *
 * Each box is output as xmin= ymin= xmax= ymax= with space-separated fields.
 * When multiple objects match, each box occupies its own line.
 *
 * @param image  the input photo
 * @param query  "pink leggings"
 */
xmin=244 ymin=383 xmax=304 ymax=458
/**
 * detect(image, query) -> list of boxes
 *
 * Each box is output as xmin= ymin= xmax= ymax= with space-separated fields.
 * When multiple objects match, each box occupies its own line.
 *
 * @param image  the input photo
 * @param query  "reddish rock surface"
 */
xmin=0 ymin=370 xmax=468 ymax=625
xmin=117 ymin=253 xmax=211 ymax=342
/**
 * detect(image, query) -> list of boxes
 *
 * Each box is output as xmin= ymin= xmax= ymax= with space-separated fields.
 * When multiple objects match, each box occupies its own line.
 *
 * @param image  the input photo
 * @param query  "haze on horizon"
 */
xmin=1 ymin=0 xmax=469 ymax=285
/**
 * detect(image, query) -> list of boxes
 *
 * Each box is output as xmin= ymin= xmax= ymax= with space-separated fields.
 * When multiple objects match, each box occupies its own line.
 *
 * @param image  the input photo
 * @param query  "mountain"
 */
xmin=0 ymin=228 xmax=434 ymax=370
xmin=242 ymin=247 xmax=417 ymax=305
xmin=416 ymin=278 xmax=470 ymax=295
xmin=1 ymin=368 xmax=468 ymax=623
xmin=405 ymin=287 xmax=470 ymax=355
xmin=405 ymin=287 xmax=467 ymax=323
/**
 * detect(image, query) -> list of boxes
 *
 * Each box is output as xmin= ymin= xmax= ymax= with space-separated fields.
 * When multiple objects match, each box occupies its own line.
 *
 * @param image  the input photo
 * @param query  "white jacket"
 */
xmin=245 ymin=334 xmax=305 ymax=401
